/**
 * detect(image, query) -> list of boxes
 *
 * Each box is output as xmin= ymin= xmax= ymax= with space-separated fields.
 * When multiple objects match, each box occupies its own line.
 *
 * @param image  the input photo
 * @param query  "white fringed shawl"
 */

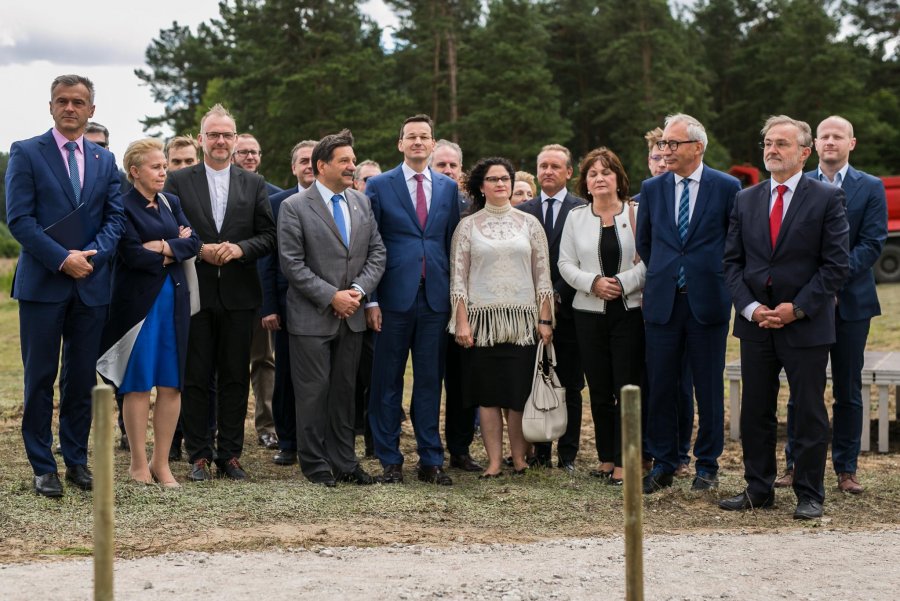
xmin=448 ymin=203 xmax=554 ymax=347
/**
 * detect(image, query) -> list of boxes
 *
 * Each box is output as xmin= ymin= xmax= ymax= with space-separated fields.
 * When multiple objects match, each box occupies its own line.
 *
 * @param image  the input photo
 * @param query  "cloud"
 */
xmin=0 ymin=32 xmax=143 ymax=66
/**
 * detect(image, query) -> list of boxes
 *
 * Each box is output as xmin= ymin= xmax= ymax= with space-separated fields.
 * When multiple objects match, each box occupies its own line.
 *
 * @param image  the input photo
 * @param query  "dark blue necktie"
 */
xmin=544 ymin=197 xmax=556 ymax=240
xmin=677 ymin=178 xmax=691 ymax=288
xmin=64 ymin=141 xmax=81 ymax=203
xmin=331 ymin=195 xmax=349 ymax=247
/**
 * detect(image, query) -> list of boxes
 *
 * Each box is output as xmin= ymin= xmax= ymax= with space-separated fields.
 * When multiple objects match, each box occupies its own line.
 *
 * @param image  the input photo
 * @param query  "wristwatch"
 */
xmin=792 ymin=304 xmax=805 ymax=320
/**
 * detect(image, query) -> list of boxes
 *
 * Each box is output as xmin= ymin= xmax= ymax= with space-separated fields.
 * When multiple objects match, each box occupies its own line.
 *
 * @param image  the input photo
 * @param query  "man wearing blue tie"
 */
xmin=775 ymin=116 xmax=888 ymax=495
xmin=6 ymin=74 xmax=126 ymax=497
xmin=636 ymin=113 xmax=742 ymax=494
xmin=365 ymin=115 xmax=461 ymax=486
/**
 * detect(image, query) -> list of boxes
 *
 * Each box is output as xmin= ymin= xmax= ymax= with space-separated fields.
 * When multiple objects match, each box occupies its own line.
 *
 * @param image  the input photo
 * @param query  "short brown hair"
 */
xmin=200 ymin=103 xmax=236 ymax=132
xmin=644 ymin=127 xmax=664 ymax=152
xmin=575 ymin=147 xmax=630 ymax=201
xmin=311 ymin=129 xmax=354 ymax=176
xmin=166 ymin=135 xmax=200 ymax=157
xmin=399 ymin=114 xmax=434 ymax=139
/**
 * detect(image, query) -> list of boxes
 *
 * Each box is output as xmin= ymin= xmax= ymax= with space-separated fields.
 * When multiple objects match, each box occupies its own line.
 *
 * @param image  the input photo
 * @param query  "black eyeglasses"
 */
xmin=362 ymin=176 xmax=374 ymax=182
xmin=94 ymin=141 xmax=108 ymax=148
xmin=656 ymin=139 xmax=697 ymax=151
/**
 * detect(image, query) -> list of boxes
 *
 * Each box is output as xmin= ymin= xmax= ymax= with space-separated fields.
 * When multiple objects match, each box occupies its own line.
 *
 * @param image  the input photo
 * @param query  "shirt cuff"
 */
xmin=350 ymin=283 xmax=366 ymax=298
xmin=364 ymin=301 xmax=379 ymax=309
xmin=741 ymin=301 xmax=761 ymax=322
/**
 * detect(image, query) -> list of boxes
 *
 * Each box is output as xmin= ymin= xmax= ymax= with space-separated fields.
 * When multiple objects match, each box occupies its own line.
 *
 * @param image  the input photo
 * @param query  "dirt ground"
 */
xmin=2 ymin=529 xmax=898 ymax=600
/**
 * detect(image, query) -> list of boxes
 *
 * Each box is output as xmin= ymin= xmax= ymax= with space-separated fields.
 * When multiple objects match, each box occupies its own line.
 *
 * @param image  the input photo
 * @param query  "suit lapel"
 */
xmin=390 ymin=166 xmax=422 ymax=231
xmin=842 ymin=167 xmax=863 ymax=209
xmin=38 ymin=132 xmax=79 ymax=209
xmin=347 ymin=190 xmax=363 ymax=249
xmin=685 ymin=168 xmax=711 ymax=243
xmin=307 ymin=185 xmax=346 ymax=247
xmin=551 ymin=195 xmax=575 ymax=245
xmin=220 ymin=167 xmax=243 ymax=232
xmin=661 ymin=173 xmax=677 ymax=240
xmin=81 ymin=141 xmax=100 ymax=206
xmin=426 ymin=169 xmax=445 ymax=235
xmin=189 ymin=166 xmax=217 ymax=232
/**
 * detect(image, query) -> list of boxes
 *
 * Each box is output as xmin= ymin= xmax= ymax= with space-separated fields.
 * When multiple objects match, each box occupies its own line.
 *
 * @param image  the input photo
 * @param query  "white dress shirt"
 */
xmin=204 ymin=163 xmax=231 ymax=232
xmin=673 ymin=163 xmax=705 ymax=225
xmin=539 ymin=189 xmax=567 ymax=224
xmin=402 ymin=162 xmax=432 ymax=211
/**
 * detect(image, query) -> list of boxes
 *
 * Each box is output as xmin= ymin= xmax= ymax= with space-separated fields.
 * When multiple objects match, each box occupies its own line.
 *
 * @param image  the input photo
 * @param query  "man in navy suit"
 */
xmin=775 ymin=116 xmax=887 ymax=495
xmin=6 ymin=74 xmax=126 ymax=497
xmin=365 ymin=114 xmax=461 ymax=486
xmin=636 ymin=114 xmax=742 ymax=494
xmin=261 ymin=139 xmax=317 ymax=466
xmin=517 ymin=144 xmax=586 ymax=472
xmin=721 ymin=115 xmax=849 ymax=519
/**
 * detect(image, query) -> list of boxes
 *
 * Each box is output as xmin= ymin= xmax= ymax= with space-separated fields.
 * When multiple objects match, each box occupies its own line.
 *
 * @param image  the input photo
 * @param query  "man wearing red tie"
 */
xmin=722 ymin=115 xmax=849 ymax=519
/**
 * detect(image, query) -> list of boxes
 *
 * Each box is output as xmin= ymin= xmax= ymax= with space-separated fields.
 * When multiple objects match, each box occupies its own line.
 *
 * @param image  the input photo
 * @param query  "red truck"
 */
xmin=728 ymin=167 xmax=900 ymax=283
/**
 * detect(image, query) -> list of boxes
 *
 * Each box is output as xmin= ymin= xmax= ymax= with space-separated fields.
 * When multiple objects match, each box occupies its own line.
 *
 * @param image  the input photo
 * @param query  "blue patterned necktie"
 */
xmin=676 ymin=178 xmax=691 ymax=288
xmin=64 ymin=141 xmax=81 ymax=203
xmin=331 ymin=195 xmax=349 ymax=247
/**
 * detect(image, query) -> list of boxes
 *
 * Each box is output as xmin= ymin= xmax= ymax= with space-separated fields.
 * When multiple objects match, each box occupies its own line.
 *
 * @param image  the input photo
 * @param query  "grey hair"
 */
xmin=353 ymin=159 xmax=381 ymax=181
xmin=290 ymin=139 xmax=318 ymax=163
xmin=200 ymin=103 xmax=236 ymax=132
xmin=431 ymin=139 xmax=463 ymax=165
xmin=761 ymin=115 xmax=813 ymax=147
xmin=664 ymin=113 xmax=708 ymax=153
xmin=85 ymin=121 xmax=110 ymax=140
xmin=51 ymin=74 xmax=95 ymax=104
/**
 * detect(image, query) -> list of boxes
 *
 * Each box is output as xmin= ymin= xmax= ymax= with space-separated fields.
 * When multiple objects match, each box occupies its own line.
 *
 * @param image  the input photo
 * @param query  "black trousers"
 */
xmin=573 ymin=306 xmax=644 ymax=467
xmin=444 ymin=333 xmax=476 ymax=456
xmin=534 ymin=313 xmax=584 ymax=464
xmin=272 ymin=305 xmax=297 ymax=452
xmin=182 ymin=302 xmax=254 ymax=465
xmin=740 ymin=334 xmax=830 ymax=504
xmin=354 ymin=329 xmax=375 ymax=454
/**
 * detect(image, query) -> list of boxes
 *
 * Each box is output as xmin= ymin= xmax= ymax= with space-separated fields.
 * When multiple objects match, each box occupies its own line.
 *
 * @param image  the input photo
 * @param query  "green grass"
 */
xmin=1 ymin=278 xmax=900 ymax=561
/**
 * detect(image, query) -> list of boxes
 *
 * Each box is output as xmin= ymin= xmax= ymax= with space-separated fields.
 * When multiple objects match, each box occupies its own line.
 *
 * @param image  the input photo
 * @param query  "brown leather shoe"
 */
xmin=773 ymin=468 xmax=793 ymax=488
xmin=449 ymin=454 xmax=483 ymax=472
xmin=837 ymin=472 xmax=863 ymax=494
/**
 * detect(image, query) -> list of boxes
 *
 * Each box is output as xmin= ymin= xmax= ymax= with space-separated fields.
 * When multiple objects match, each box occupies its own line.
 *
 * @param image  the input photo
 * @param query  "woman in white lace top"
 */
xmin=449 ymin=157 xmax=554 ymax=478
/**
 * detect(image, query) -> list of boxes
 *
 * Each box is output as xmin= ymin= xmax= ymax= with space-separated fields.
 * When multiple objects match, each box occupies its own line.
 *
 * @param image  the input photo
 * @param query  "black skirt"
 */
xmin=459 ymin=342 xmax=536 ymax=411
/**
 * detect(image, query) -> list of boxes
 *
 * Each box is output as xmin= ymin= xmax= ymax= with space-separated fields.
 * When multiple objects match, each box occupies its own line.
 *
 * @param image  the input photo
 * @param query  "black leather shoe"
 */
xmin=691 ymin=471 xmax=719 ymax=491
xmin=34 ymin=472 xmax=63 ymax=498
xmin=718 ymin=489 xmax=775 ymax=511
xmin=418 ymin=465 xmax=453 ymax=486
xmin=559 ymin=460 xmax=576 ymax=475
xmin=272 ymin=450 xmax=298 ymax=466
xmin=65 ymin=465 xmax=93 ymax=491
xmin=380 ymin=464 xmax=404 ymax=484
xmin=258 ymin=432 xmax=279 ymax=450
xmin=642 ymin=467 xmax=673 ymax=494
xmin=530 ymin=455 xmax=552 ymax=468
xmin=217 ymin=457 xmax=248 ymax=480
xmin=338 ymin=465 xmax=375 ymax=485
xmin=308 ymin=471 xmax=337 ymax=487
xmin=119 ymin=432 xmax=130 ymax=451
xmin=793 ymin=498 xmax=824 ymax=520
xmin=450 ymin=454 xmax=483 ymax=472
xmin=188 ymin=458 xmax=212 ymax=481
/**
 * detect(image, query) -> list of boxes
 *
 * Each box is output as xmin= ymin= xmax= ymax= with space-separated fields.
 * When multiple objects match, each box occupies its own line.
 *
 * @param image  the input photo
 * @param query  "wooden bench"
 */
xmin=725 ymin=351 xmax=898 ymax=453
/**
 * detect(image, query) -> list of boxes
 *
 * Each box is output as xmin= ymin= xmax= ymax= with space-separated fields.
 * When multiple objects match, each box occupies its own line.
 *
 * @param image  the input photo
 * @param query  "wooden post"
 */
xmin=621 ymin=384 xmax=644 ymax=601
xmin=93 ymin=384 xmax=115 ymax=601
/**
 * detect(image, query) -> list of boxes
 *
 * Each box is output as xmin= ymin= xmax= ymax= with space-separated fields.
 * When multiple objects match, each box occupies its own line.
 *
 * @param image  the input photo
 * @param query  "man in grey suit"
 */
xmin=278 ymin=130 xmax=386 ymax=487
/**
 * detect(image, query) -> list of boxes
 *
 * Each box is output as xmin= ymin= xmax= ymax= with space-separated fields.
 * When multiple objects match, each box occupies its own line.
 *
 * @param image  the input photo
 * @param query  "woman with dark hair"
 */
xmin=97 ymin=138 xmax=200 ymax=487
xmin=449 ymin=157 xmax=554 ymax=478
xmin=558 ymin=147 xmax=645 ymax=485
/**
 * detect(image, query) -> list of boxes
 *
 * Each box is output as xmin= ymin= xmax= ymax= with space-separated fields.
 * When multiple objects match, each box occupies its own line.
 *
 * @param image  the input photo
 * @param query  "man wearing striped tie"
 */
xmin=635 ymin=113 xmax=742 ymax=495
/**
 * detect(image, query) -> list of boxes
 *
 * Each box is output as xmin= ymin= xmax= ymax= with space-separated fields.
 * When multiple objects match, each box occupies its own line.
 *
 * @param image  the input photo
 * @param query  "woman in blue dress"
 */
xmin=97 ymin=138 xmax=199 ymax=487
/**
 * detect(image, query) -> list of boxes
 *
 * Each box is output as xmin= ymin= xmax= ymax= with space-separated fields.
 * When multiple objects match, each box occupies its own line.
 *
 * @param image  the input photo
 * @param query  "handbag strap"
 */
xmin=156 ymin=192 xmax=172 ymax=213
xmin=628 ymin=200 xmax=641 ymax=265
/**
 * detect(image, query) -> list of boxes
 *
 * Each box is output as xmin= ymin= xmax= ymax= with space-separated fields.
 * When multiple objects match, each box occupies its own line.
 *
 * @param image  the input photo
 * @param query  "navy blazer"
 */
xmin=260 ymin=185 xmax=302 ymax=317
xmin=636 ymin=165 xmax=741 ymax=325
xmin=724 ymin=176 xmax=849 ymax=347
xmin=516 ymin=192 xmax=586 ymax=314
xmin=366 ymin=164 xmax=460 ymax=313
xmin=6 ymin=129 xmax=126 ymax=306
xmin=805 ymin=166 xmax=887 ymax=321
xmin=100 ymin=188 xmax=200 ymax=384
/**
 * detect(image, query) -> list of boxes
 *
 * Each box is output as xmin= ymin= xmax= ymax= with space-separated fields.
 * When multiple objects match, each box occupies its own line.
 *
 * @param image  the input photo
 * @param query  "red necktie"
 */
xmin=414 ymin=173 xmax=428 ymax=229
xmin=769 ymin=184 xmax=787 ymax=249
xmin=414 ymin=173 xmax=427 ymax=278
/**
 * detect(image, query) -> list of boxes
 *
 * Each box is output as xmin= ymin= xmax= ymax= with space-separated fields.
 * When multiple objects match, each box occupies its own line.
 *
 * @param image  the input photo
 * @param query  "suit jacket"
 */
xmin=164 ymin=163 xmax=275 ymax=311
xmin=805 ymin=166 xmax=886 ymax=321
xmin=278 ymin=185 xmax=385 ymax=336
xmin=724 ymin=176 xmax=849 ymax=347
xmin=517 ymin=192 xmax=586 ymax=315
xmin=260 ymin=185 xmax=303 ymax=317
xmin=636 ymin=165 xmax=742 ymax=325
xmin=365 ymin=164 xmax=460 ymax=313
xmin=6 ymin=129 xmax=126 ymax=306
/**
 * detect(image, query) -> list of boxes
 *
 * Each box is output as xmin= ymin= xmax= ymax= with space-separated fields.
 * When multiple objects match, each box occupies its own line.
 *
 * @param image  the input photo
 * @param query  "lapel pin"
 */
xmin=94 ymin=154 xmax=99 ymax=159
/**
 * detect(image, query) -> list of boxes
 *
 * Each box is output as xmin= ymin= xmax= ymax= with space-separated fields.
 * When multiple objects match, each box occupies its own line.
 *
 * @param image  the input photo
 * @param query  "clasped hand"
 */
xmin=200 ymin=241 xmax=243 ymax=266
xmin=332 ymin=289 xmax=361 ymax=319
xmin=592 ymin=276 xmax=622 ymax=301
xmin=752 ymin=302 xmax=796 ymax=329
xmin=61 ymin=249 xmax=97 ymax=279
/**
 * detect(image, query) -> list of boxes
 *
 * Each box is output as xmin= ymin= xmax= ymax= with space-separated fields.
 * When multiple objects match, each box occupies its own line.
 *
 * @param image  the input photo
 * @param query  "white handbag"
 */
xmin=522 ymin=340 xmax=567 ymax=443
xmin=157 ymin=193 xmax=200 ymax=316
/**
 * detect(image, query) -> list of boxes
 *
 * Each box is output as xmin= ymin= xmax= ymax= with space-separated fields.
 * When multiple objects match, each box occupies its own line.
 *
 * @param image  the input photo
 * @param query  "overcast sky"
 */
xmin=0 ymin=0 xmax=396 ymax=161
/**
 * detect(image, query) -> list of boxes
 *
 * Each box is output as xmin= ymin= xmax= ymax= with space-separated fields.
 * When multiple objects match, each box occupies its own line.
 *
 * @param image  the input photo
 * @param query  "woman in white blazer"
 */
xmin=558 ymin=147 xmax=646 ymax=485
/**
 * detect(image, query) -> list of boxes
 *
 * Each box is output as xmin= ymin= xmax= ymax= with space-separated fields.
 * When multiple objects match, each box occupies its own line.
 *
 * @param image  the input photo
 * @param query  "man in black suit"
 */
xmin=721 ymin=115 xmax=849 ymax=519
xmin=233 ymin=133 xmax=279 ymax=451
xmin=164 ymin=104 xmax=276 ymax=481
xmin=262 ymin=140 xmax=317 ymax=466
xmin=516 ymin=144 xmax=586 ymax=473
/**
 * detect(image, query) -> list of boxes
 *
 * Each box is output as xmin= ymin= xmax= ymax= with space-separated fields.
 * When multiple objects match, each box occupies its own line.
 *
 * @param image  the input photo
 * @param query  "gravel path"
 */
xmin=2 ymin=530 xmax=898 ymax=600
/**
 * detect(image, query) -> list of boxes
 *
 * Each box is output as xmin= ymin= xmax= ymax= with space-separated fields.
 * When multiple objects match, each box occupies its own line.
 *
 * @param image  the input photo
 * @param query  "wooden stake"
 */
xmin=92 ymin=384 xmax=114 ymax=601
xmin=621 ymin=384 xmax=644 ymax=601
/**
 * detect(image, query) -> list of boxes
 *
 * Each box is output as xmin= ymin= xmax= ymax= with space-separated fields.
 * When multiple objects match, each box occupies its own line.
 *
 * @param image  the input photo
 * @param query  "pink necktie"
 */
xmin=413 ymin=173 xmax=428 ymax=229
